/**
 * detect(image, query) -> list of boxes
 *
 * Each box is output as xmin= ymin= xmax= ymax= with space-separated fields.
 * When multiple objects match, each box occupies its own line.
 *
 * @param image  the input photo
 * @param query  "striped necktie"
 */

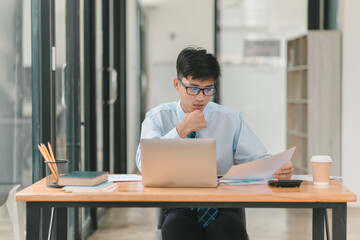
xmin=189 ymin=131 xmax=218 ymax=227
xmin=188 ymin=131 xmax=197 ymax=139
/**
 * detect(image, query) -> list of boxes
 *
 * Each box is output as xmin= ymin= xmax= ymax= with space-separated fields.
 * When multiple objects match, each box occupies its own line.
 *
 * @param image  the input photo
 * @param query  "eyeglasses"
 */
xmin=178 ymin=78 xmax=216 ymax=96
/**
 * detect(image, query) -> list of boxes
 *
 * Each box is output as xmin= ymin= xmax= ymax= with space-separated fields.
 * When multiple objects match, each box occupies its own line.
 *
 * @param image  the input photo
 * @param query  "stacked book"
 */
xmin=58 ymin=171 xmax=118 ymax=193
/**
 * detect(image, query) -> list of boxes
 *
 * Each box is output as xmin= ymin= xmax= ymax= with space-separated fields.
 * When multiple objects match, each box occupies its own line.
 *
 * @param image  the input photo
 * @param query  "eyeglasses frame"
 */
xmin=177 ymin=78 xmax=216 ymax=96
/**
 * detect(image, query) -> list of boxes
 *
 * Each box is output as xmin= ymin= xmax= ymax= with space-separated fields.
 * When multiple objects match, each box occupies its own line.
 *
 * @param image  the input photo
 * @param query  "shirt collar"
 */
xmin=202 ymin=102 xmax=210 ymax=120
xmin=176 ymin=100 xmax=185 ymax=122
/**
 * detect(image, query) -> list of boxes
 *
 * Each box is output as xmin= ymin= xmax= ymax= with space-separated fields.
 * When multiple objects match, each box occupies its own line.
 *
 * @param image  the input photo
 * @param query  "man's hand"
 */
xmin=272 ymin=162 xmax=294 ymax=180
xmin=176 ymin=110 xmax=206 ymax=138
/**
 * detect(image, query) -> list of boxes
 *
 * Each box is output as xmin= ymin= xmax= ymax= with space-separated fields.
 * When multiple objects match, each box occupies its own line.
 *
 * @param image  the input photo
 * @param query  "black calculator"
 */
xmin=268 ymin=179 xmax=302 ymax=187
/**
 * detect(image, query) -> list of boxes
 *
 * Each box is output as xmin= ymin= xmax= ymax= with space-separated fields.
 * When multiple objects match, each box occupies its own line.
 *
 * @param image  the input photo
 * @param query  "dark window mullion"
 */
xmin=102 ymin=0 xmax=110 ymax=172
xmin=31 ymin=0 xmax=56 ymax=239
xmin=308 ymin=0 xmax=337 ymax=30
xmin=308 ymin=0 xmax=320 ymax=29
xmin=84 ymin=0 xmax=97 ymax=174
xmin=214 ymin=0 xmax=220 ymax=104
xmin=31 ymin=0 xmax=54 ymax=183
xmin=65 ymin=0 xmax=81 ymax=239
xmin=50 ymin=0 xmax=56 ymax=150
xmin=113 ymin=0 xmax=127 ymax=173
xmin=66 ymin=0 xmax=81 ymax=172
xmin=84 ymin=0 xmax=99 ymax=232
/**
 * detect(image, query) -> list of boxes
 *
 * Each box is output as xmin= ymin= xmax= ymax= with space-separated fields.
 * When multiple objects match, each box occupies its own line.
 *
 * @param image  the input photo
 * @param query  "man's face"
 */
xmin=173 ymin=75 xmax=215 ymax=113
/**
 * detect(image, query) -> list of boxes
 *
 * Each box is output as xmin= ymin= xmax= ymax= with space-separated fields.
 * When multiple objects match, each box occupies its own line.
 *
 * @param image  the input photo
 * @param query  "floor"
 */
xmin=89 ymin=207 xmax=360 ymax=240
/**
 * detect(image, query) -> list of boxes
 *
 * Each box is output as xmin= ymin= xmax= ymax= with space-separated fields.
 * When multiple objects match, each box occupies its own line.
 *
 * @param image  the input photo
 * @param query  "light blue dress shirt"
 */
xmin=136 ymin=101 xmax=270 ymax=174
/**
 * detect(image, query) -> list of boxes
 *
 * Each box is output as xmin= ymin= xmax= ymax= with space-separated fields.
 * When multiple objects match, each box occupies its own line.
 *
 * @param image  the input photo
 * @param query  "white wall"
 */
xmin=221 ymin=65 xmax=286 ymax=154
xmin=218 ymin=0 xmax=307 ymax=64
xmin=143 ymin=0 xmax=214 ymax=110
xmin=145 ymin=0 xmax=214 ymax=64
xmin=219 ymin=0 xmax=307 ymax=154
xmin=339 ymin=0 xmax=360 ymax=205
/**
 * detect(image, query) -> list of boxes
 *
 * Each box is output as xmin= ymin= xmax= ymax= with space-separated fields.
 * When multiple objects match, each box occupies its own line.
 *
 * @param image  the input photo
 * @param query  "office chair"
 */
xmin=155 ymin=208 xmax=248 ymax=240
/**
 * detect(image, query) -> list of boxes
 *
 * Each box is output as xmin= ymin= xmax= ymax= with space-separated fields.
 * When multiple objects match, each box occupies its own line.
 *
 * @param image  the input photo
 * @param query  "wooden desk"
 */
xmin=16 ymin=178 xmax=356 ymax=240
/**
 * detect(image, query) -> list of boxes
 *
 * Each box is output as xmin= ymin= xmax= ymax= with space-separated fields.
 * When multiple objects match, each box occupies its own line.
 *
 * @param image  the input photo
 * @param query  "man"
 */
xmin=136 ymin=47 xmax=293 ymax=240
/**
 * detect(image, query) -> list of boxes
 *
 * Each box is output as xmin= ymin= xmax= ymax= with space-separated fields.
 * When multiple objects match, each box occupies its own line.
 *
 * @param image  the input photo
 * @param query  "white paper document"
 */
xmin=291 ymin=175 xmax=341 ymax=181
xmin=219 ymin=178 xmax=268 ymax=185
xmin=220 ymin=147 xmax=296 ymax=182
xmin=108 ymin=174 xmax=142 ymax=182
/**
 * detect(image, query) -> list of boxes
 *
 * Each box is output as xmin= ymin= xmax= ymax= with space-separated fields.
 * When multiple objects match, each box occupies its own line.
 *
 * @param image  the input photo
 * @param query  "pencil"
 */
xmin=41 ymin=144 xmax=59 ymax=177
xmin=47 ymin=142 xmax=59 ymax=173
xmin=38 ymin=144 xmax=58 ymax=181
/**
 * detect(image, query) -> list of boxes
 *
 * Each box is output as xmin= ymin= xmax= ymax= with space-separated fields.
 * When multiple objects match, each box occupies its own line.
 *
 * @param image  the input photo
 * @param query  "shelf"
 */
xmin=287 ymin=130 xmax=308 ymax=138
xmin=287 ymin=31 xmax=341 ymax=176
xmin=287 ymin=65 xmax=308 ymax=72
xmin=287 ymin=99 xmax=308 ymax=104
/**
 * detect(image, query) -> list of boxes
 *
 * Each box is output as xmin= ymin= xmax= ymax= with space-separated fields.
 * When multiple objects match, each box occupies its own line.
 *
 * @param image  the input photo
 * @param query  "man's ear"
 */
xmin=173 ymin=78 xmax=179 ymax=91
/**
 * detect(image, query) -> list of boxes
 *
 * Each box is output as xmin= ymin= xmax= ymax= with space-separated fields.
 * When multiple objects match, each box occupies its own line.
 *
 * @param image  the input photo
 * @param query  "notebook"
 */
xmin=140 ymin=138 xmax=217 ymax=187
xmin=57 ymin=171 xmax=108 ymax=186
xmin=62 ymin=181 xmax=118 ymax=193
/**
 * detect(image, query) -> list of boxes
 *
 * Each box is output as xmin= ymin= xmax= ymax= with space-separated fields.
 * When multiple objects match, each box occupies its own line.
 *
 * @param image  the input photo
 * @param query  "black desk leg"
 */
xmin=313 ymin=208 xmax=325 ymax=240
xmin=27 ymin=202 xmax=41 ymax=240
xmin=332 ymin=203 xmax=346 ymax=240
xmin=42 ymin=207 xmax=52 ymax=239
xmin=55 ymin=207 xmax=68 ymax=239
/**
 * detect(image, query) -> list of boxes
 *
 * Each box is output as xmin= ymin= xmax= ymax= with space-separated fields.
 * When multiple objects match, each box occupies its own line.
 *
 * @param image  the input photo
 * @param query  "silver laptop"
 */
xmin=140 ymin=138 xmax=218 ymax=187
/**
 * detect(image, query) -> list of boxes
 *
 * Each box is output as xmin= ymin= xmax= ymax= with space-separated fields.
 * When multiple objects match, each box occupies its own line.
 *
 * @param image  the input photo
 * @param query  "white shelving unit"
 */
xmin=286 ymin=31 xmax=341 ymax=175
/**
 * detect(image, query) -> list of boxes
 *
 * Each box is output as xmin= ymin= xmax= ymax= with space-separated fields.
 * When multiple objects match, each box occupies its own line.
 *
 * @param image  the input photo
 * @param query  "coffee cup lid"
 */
xmin=311 ymin=155 xmax=333 ymax=162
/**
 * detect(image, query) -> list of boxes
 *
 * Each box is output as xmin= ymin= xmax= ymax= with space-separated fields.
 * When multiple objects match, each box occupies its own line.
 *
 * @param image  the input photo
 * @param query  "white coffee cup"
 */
xmin=311 ymin=155 xmax=332 ymax=186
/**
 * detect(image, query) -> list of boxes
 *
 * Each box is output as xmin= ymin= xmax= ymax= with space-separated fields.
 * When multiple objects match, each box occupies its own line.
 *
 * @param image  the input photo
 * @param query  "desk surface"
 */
xmin=16 ymin=177 xmax=356 ymax=203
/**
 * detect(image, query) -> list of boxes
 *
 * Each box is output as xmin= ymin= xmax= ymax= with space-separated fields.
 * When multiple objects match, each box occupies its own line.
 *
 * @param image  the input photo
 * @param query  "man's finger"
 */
xmin=275 ymin=168 xmax=293 ymax=175
xmin=281 ymin=163 xmax=293 ymax=169
xmin=280 ymin=168 xmax=294 ymax=174
xmin=272 ymin=173 xmax=292 ymax=180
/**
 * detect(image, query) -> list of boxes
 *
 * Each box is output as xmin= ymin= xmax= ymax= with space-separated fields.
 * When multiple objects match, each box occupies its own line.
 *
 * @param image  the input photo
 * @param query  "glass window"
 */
xmin=0 ymin=0 xmax=32 ymax=187
xmin=0 ymin=0 xmax=32 ymax=238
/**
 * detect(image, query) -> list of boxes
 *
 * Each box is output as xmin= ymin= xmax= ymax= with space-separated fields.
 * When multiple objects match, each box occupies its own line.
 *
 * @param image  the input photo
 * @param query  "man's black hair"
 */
xmin=176 ymin=47 xmax=220 ymax=81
